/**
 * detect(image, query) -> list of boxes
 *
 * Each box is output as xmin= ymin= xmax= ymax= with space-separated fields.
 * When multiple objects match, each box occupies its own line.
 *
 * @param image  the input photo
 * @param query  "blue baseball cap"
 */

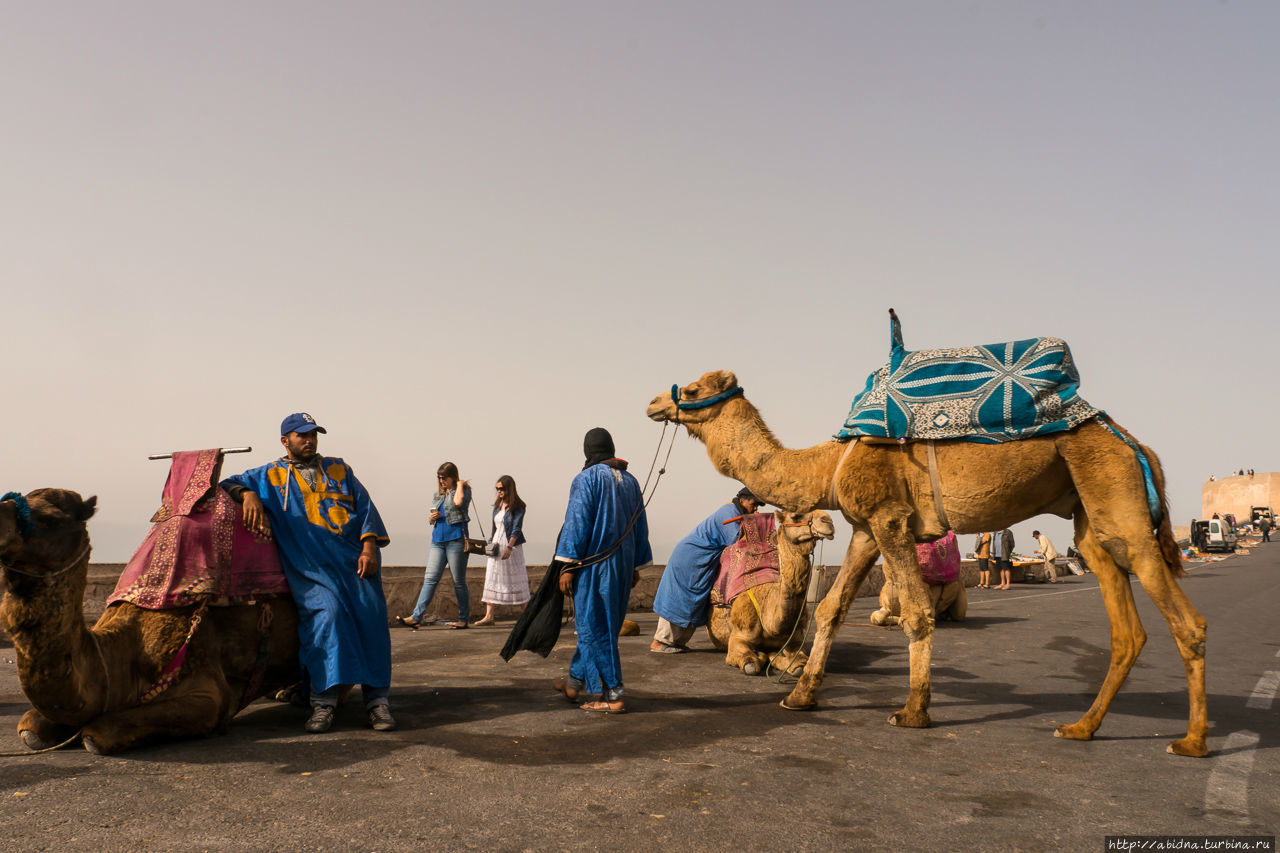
xmin=280 ymin=412 xmax=327 ymax=435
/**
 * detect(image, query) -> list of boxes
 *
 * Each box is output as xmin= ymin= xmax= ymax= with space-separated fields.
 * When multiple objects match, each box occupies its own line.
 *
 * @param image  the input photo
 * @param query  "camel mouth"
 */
xmin=646 ymin=397 xmax=675 ymax=422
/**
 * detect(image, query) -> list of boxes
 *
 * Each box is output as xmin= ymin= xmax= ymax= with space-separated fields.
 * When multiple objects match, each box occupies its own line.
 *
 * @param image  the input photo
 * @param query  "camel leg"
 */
xmin=726 ymin=632 xmax=767 ymax=676
xmin=869 ymin=510 xmax=936 ymax=728
xmin=17 ymin=708 xmax=79 ymax=751
xmin=1054 ymin=514 xmax=1146 ymax=743
xmin=1061 ymin=437 xmax=1209 ymax=757
xmin=80 ymin=672 xmax=231 ymax=754
xmin=782 ymin=528 xmax=880 ymax=710
xmin=1124 ymin=543 xmax=1208 ymax=756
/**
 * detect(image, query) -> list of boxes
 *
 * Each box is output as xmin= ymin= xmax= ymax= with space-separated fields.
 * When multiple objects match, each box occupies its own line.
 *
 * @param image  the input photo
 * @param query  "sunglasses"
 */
xmin=495 ymin=486 xmax=506 ymax=491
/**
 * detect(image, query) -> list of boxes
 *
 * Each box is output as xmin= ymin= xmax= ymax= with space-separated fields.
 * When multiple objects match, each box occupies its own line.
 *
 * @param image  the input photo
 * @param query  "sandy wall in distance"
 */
xmin=1201 ymin=472 xmax=1280 ymax=521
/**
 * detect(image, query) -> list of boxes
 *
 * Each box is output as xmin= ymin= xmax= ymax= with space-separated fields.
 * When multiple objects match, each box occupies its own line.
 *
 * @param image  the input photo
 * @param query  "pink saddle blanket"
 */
xmin=109 ymin=449 xmax=289 ymax=610
xmin=711 ymin=513 xmax=780 ymax=606
xmin=916 ymin=531 xmax=961 ymax=585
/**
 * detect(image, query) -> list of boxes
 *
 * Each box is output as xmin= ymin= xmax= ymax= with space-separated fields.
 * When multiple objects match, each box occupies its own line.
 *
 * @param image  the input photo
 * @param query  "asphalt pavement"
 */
xmin=2 ymin=545 xmax=1277 ymax=851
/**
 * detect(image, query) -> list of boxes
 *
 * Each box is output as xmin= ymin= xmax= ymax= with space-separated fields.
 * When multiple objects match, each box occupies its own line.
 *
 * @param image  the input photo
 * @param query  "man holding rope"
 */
xmin=552 ymin=427 xmax=652 ymax=714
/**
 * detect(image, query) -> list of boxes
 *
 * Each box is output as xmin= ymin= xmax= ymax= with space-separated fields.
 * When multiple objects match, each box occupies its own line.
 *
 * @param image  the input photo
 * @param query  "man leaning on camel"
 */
xmin=220 ymin=412 xmax=396 ymax=734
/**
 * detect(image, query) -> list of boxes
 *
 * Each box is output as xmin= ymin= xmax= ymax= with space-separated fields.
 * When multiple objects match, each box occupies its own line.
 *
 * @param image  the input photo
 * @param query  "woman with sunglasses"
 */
xmin=398 ymin=462 xmax=472 ymax=628
xmin=473 ymin=475 xmax=530 ymax=625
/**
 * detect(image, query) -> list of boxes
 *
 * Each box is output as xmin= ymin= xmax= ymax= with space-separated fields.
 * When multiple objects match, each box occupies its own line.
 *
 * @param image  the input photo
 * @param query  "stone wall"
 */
xmin=51 ymin=558 xmax=1003 ymax=626
xmin=1201 ymin=472 xmax=1280 ymax=521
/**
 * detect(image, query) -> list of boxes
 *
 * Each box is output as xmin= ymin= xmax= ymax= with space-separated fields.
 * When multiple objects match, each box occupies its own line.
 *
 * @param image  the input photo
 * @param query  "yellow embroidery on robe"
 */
xmin=287 ymin=460 xmax=356 ymax=535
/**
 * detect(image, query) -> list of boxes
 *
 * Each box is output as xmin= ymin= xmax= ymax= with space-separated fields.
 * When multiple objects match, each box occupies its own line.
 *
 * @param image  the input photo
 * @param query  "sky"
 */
xmin=3 ymin=2 xmax=1276 ymax=568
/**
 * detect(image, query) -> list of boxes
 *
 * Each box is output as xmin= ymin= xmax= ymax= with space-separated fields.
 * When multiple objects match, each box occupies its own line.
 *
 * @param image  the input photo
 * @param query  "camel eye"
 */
xmin=684 ymin=388 xmax=699 ymax=399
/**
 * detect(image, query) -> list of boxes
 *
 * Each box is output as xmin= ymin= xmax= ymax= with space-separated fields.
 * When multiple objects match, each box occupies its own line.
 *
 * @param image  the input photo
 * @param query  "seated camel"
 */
xmin=871 ymin=532 xmax=967 ymax=626
xmin=870 ymin=577 xmax=966 ymax=626
xmin=707 ymin=510 xmax=835 ymax=675
xmin=1 ymin=486 xmax=300 ymax=754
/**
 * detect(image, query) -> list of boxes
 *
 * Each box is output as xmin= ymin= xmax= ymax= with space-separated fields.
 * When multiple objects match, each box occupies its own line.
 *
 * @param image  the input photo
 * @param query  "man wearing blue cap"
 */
xmin=221 ymin=413 xmax=395 ymax=733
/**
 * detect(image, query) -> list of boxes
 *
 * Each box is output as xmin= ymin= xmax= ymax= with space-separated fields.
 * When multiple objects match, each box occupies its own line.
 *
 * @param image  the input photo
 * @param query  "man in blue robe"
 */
xmin=221 ymin=412 xmax=395 ymax=733
xmin=553 ymin=427 xmax=652 ymax=713
xmin=650 ymin=488 xmax=762 ymax=653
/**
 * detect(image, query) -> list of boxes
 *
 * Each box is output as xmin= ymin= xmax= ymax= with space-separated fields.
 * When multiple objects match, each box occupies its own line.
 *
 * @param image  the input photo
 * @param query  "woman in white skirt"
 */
xmin=474 ymin=475 xmax=531 ymax=625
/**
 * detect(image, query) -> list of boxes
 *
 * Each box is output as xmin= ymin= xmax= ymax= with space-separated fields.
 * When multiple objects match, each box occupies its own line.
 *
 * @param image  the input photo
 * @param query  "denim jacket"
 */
xmin=432 ymin=484 xmax=471 ymax=527
xmin=497 ymin=505 xmax=526 ymax=547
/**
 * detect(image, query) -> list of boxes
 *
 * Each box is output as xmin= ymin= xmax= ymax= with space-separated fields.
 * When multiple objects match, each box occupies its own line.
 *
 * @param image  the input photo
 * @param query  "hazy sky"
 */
xmin=4 ymin=2 xmax=1276 ymax=567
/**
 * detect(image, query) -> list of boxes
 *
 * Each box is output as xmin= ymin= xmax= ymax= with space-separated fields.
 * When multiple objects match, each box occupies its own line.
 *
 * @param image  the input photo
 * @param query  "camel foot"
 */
xmin=1167 ymin=736 xmax=1209 ymax=758
xmin=82 ymin=735 xmax=105 ymax=755
xmin=1054 ymin=722 xmax=1094 ymax=742
xmin=888 ymin=709 xmax=931 ymax=728
xmin=781 ymin=675 xmax=820 ymax=710
xmin=19 ymin=728 xmax=70 ymax=751
xmin=741 ymin=660 xmax=760 ymax=676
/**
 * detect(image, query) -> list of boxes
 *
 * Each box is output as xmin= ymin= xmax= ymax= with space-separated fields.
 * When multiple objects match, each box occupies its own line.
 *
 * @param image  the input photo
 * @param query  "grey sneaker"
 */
xmin=305 ymin=704 xmax=335 ymax=733
xmin=368 ymin=705 xmax=397 ymax=732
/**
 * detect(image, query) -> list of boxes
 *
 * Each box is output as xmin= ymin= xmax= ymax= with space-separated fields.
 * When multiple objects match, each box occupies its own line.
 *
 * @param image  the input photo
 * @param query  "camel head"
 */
xmin=0 ymin=489 xmax=97 ymax=579
xmin=775 ymin=510 xmax=836 ymax=553
xmin=646 ymin=370 xmax=742 ymax=426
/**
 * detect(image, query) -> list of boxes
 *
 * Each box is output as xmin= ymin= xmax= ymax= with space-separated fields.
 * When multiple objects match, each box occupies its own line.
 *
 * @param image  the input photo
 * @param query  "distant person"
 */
xmin=973 ymin=531 xmax=992 ymax=589
xmin=650 ymin=488 xmax=764 ymax=654
xmin=221 ymin=412 xmax=395 ymax=733
xmin=1259 ymin=516 xmax=1272 ymax=543
xmin=990 ymin=528 xmax=1013 ymax=589
xmin=1032 ymin=530 xmax=1058 ymax=583
xmin=399 ymin=462 xmax=472 ymax=629
xmin=474 ymin=475 xmax=531 ymax=625
xmin=552 ymin=427 xmax=652 ymax=714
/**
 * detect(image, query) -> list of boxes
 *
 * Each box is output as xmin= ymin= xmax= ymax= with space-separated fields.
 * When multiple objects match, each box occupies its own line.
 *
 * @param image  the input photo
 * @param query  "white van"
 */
xmin=1193 ymin=518 xmax=1237 ymax=553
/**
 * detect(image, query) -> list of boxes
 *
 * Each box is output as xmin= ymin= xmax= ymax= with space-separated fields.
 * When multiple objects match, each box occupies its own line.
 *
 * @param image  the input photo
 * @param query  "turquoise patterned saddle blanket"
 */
xmin=835 ymin=311 xmax=1102 ymax=444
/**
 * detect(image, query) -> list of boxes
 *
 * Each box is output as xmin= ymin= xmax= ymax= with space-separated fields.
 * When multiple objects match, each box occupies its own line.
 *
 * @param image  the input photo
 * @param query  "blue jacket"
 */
xmin=432 ymin=484 xmax=472 ymax=527
xmin=494 ymin=504 xmax=526 ymax=547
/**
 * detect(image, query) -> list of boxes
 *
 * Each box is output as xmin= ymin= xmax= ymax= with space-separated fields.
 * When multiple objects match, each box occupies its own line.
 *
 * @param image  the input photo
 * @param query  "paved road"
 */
xmin=2 ymin=545 xmax=1276 ymax=851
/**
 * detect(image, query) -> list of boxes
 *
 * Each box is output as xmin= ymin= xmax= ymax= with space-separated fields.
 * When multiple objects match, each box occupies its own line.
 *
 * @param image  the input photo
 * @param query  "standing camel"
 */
xmin=647 ymin=370 xmax=1207 ymax=757
xmin=1 ymin=489 xmax=300 ymax=754
xmin=707 ymin=510 xmax=835 ymax=675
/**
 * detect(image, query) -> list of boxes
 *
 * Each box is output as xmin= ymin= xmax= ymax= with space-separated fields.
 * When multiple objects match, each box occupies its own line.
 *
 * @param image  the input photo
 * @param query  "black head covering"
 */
xmin=583 ymin=427 xmax=615 ymax=470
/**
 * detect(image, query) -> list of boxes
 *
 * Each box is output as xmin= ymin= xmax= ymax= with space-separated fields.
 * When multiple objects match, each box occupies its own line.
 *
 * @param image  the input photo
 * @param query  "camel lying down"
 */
xmin=706 ymin=510 xmax=835 ymax=676
xmin=870 ymin=577 xmax=966 ymax=627
xmin=1 ymin=489 xmax=301 ymax=754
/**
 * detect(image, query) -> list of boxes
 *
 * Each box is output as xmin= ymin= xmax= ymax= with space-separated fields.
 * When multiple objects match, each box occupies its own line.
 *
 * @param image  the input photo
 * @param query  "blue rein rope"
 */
xmin=671 ymin=383 xmax=745 ymax=410
xmin=1 ymin=492 xmax=35 ymax=538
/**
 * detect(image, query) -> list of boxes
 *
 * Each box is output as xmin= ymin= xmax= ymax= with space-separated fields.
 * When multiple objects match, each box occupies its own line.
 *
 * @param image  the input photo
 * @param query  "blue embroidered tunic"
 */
xmin=555 ymin=463 xmax=652 ymax=694
xmin=222 ymin=457 xmax=391 ymax=693
xmin=652 ymin=504 xmax=741 ymax=629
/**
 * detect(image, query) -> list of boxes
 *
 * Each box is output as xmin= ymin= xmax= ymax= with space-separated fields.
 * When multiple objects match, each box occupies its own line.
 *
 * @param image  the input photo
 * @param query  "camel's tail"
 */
xmin=1144 ymin=443 xmax=1185 ymax=577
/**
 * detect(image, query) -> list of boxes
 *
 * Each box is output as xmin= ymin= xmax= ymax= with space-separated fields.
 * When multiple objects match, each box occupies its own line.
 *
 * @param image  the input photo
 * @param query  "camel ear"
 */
xmin=708 ymin=370 xmax=738 ymax=391
xmin=78 ymin=496 xmax=98 ymax=522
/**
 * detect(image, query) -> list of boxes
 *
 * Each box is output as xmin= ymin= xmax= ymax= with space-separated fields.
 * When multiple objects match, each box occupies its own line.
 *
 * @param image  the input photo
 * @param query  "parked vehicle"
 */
xmin=1191 ymin=518 xmax=1237 ymax=553
xmin=1250 ymin=506 xmax=1273 ymax=525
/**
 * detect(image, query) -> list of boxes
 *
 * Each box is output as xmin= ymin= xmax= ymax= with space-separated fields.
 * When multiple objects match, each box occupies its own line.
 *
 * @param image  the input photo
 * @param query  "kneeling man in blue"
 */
xmin=221 ymin=412 xmax=395 ymax=734
xmin=650 ymin=488 xmax=762 ymax=654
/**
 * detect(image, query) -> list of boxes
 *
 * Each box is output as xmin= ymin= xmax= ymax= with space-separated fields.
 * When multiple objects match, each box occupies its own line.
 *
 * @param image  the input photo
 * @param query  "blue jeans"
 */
xmin=411 ymin=538 xmax=469 ymax=622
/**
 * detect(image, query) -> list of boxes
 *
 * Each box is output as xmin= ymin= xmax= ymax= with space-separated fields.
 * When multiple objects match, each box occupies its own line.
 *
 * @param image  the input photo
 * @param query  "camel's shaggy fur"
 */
xmin=648 ymin=370 xmax=1208 ymax=757
xmin=706 ymin=510 xmax=835 ymax=676
xmin=0 ymin=489 xmax=300 ymax=754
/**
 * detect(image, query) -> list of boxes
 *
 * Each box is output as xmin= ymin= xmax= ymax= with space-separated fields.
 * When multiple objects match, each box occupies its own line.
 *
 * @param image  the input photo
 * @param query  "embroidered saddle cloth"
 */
xmin=836 ymin=311 xmax=1101 ymax=444
xmin=109 ymin=449 xmax=290 ymax=610
xmin=916 ymin=531 xmax=961 ymax=585
xmin=711 ymin=513 xmax=779 ymax=607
